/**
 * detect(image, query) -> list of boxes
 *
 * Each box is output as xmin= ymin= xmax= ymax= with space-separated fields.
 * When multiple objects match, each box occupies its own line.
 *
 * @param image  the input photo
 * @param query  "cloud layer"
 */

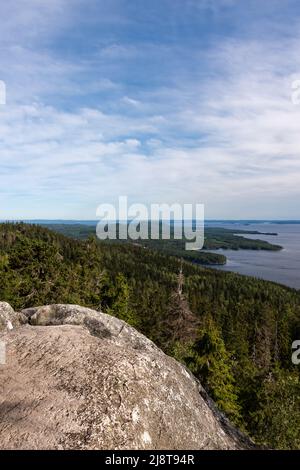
xmin=0 ymin=0 xmax=300 ymax=219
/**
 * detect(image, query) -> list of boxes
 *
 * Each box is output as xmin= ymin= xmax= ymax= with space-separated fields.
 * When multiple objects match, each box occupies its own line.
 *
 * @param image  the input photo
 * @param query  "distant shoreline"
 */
xmin=2 ymin=219 xmax=300 ymax=225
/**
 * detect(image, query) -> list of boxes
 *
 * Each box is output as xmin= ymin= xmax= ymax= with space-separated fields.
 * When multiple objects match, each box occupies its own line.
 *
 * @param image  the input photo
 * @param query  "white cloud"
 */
xmin=121 ymin=96 xmax=141 ymax=107
xmin=1 ymin=1 xmax=300 ymax=219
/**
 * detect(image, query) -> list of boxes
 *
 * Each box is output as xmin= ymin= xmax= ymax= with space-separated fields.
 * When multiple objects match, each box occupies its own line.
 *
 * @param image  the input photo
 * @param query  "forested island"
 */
xmin=41 ymin=223 xmax=282 ymax=266
xmin=0 ymin=222 xmax=298 ymax=449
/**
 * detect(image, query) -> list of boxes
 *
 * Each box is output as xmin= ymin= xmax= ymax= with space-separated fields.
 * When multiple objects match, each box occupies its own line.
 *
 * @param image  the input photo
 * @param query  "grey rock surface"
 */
xmin=0 ymin=302 xmax=26 ymax=330
xmin=0 ymin=302 xmax=254 ymax=450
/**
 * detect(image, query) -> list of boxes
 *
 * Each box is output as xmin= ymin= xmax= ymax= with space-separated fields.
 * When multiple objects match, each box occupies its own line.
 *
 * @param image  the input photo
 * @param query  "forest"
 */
xmin=43 ymin=223 xmax=282 ymax=266
xmin=0 ymin=222 xmax=299 ymax=449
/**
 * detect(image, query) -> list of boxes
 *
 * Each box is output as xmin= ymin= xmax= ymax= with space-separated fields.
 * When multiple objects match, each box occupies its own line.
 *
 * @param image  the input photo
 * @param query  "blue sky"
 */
xmin=1 ymin=0 xmax=300 ymax=219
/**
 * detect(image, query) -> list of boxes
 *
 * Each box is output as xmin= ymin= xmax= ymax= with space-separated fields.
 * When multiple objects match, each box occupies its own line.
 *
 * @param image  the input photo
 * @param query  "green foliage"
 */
xmin=43 ymin=223 xmax=282 ymax=266
xmin=101 ymin=273 xmax=139 ymax=327
xmin=184 ymin=316 xmax=241 ymax=421
xmin=249 ymin=367 xmax=300 ymax=449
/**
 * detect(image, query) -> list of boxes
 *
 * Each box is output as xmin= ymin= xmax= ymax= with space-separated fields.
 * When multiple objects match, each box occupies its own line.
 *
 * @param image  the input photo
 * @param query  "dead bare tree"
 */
xmin=162 ymin=259 xmax=200 ymax=347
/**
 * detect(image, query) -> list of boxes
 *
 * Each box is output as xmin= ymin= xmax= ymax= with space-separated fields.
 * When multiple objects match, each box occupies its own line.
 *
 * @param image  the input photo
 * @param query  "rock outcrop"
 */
xmin=0 ymin=302 xmax=254 ymax=450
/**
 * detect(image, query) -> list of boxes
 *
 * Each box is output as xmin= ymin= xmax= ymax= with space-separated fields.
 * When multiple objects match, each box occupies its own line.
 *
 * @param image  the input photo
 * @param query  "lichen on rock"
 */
xmin=0 ymin=302 xmax=255 ymax=450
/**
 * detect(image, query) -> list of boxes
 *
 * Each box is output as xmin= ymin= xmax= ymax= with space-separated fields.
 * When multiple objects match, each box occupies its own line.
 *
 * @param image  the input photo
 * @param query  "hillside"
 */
xmin=0 ymin=302 xmax=255 ymax=450
xmin=41 ymin=222 xmax=282 ymax=266
xmin=0 ymin=222 xmax=299 ymax=449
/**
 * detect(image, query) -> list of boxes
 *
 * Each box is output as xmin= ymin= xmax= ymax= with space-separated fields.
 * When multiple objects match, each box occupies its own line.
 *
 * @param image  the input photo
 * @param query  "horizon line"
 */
xmin=1 ymin=218 xmax=300 ymax=223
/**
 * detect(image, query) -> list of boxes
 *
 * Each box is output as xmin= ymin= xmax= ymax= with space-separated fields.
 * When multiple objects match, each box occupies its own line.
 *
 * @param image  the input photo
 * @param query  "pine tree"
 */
xmin=185 ymin=315 xmax=241 ymax=422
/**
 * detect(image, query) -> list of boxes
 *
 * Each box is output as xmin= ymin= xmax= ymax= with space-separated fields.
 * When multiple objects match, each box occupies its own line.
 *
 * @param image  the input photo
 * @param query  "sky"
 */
xmin=1 ymin=0 xmax=300 ymax=220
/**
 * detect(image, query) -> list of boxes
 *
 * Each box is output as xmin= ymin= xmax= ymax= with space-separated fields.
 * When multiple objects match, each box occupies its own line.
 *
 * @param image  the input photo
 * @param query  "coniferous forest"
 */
xmin=0 ymin=222 xmax=299 ymax=449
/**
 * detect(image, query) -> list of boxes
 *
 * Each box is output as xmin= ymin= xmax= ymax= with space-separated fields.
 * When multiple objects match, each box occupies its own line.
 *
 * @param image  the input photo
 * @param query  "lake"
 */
xmin=204 ymin=222 xmax=300 ymax=290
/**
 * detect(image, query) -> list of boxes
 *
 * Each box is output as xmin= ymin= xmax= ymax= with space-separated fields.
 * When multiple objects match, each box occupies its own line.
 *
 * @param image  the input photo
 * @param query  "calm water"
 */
xmin=205 ymin=223 xmax=300 ymax=290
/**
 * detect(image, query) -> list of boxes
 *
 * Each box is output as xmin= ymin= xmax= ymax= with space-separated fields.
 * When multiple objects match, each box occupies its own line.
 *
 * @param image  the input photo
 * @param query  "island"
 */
xmin=40 ymin=223 xmax=282 ymax=266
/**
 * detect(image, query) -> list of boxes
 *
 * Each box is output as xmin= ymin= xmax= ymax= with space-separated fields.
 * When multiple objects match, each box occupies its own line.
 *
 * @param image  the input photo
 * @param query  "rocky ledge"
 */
xmin=0 ymin=302 xmax=254 ymax=450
